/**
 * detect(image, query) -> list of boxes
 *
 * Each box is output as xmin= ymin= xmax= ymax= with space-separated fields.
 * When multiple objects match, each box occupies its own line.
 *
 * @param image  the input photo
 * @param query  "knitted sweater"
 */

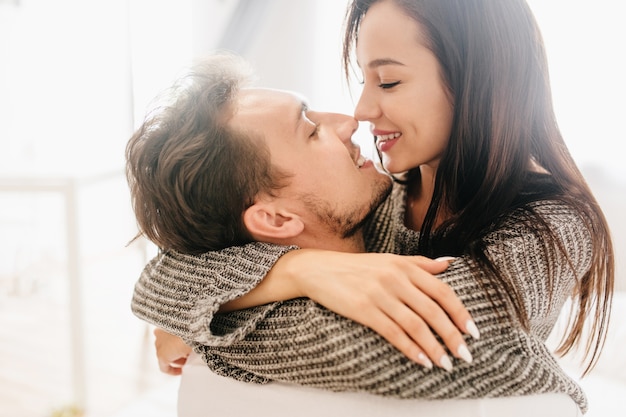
xmin=131 ymin=183 xmax=591 ymax=412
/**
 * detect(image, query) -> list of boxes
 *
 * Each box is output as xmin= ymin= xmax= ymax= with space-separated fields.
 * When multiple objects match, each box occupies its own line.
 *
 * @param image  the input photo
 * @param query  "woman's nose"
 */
xmin=354 ymin=90 xmax=380 ymax=121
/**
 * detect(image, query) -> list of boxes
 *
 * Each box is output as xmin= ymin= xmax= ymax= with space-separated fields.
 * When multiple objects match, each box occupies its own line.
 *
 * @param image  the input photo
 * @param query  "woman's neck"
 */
xmin=404 ymin=165 xmax=437 ymax=231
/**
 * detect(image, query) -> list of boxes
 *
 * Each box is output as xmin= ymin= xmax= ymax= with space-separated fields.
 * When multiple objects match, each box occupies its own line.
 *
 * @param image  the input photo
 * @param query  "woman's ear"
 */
xmin=243 ymin=201 xmax=304 ymax=241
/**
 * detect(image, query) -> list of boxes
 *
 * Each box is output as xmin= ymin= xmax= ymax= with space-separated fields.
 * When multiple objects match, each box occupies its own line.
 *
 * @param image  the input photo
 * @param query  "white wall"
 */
xmin=0 ymin=0 xmax=134 ymax=175
xmin=528 ymin=0 xmax=626 ymax=180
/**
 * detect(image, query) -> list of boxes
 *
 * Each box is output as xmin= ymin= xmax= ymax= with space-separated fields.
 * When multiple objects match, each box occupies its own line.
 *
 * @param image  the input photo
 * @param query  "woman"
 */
xmin=338 ymin=0 xmax=614 ymax=374
xmin=132 ymin=0 xmax=613 ymax=413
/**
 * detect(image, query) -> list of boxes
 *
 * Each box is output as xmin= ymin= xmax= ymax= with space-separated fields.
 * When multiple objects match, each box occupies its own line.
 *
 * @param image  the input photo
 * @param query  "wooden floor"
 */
xmin=0 ymin=247 xmax=178 ymax=417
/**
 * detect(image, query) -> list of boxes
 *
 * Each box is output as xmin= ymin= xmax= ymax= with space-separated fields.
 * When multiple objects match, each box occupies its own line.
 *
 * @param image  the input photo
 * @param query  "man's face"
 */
xmin=230 ymin=88 xmax=392 ymax=238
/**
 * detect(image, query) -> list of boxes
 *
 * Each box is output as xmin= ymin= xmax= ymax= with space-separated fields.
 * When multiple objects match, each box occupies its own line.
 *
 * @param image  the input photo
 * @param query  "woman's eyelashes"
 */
xmin=379 ymin=81 xmax=400 ymax=89
xmin=309 ymin=124 xmax=320 ymax=138
xmin=356 ymin=72 xmax=399 ymax=89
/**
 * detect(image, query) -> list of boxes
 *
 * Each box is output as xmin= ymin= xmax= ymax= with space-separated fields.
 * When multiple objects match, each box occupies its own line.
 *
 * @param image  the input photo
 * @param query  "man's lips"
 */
xmin=356 ymin=154 xmax=366 ymax=168
xmin=358 ymin=157 xmax=374 ymax=169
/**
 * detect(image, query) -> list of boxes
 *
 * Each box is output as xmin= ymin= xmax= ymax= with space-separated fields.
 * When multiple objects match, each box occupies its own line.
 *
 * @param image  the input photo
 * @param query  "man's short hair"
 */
xmin=126 ymin=53 xmax=289 ymax=254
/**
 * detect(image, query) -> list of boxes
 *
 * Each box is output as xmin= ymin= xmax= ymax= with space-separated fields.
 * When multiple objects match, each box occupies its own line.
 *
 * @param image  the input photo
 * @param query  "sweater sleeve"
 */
xmin=481 ymin=201 xmax=593 ymax=340
xmin=131 ymin=242 xmax=296 ymax=346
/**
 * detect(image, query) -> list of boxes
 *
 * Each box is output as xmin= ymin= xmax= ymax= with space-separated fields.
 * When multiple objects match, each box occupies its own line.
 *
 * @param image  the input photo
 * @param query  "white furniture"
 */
xmin=177 ymin=352 xmax=581 ymax=417
xmin=0 ymin=168 xmax=123 ymax=410
xmin=551 ymin=291 xmax=626 ymax=417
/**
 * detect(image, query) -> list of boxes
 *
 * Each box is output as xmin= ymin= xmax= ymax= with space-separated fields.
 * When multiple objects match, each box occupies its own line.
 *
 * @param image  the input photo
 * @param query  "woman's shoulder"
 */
xmin=501 ymin=173 xmax=590 ymax=230
xmin=483 ymin=173 xmax=593 ymax=260
xmin=508 ymin=196 xmax=588 ymax=230
xmin=490 ymin=197 xmax=590 ymax=247
xmin=485 ymin=193 xmax=593 ymax=280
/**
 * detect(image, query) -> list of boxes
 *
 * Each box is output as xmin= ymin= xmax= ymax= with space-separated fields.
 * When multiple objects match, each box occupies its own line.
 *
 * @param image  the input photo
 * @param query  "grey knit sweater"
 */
xmin=131 ymin=183 xmax=591 ymax=412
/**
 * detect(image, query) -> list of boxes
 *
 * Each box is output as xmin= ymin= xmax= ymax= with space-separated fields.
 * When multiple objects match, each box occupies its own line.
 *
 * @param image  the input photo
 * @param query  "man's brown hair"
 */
xmin=126 ymin=53 xmax=288 ymax=254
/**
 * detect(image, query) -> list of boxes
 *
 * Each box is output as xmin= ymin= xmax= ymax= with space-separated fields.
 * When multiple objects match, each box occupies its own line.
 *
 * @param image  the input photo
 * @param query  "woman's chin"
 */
xmin=382 ymin=160 xmax=409 ymax=176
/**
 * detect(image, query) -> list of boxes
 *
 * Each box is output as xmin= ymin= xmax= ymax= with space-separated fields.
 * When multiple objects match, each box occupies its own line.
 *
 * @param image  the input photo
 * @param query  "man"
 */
xmin=127 ymin=53 xmax=585 ymax=415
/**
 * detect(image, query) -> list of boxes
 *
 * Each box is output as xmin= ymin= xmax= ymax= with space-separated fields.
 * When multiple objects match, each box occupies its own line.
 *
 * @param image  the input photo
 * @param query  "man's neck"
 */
xmin=290 ymin=230 xmax=366 ymax=253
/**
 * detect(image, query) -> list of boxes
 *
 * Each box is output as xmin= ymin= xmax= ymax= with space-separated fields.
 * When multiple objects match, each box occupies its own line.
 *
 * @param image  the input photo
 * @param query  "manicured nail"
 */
xmin=440 ymin=354 xmax=453 ymax=372
xmin=466 ymin=320 xmax=480 ymax=340
xmin=434 ymin=256 xmax=456 ymax=262
xmin=417 ymin=353 xmax=433 ymax=369
xmin=457 ymin=344 xmax=473 ymax=364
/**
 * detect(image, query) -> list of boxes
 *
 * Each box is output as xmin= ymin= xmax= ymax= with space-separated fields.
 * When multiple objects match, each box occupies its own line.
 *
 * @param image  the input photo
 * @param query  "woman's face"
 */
xmin=354 ymin=0 xmax=454 ymax=174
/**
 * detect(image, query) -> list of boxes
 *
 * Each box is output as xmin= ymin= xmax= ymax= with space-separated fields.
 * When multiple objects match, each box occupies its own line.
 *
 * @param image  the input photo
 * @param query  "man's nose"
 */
xmin=332 ymin=114 xmax=359 ymax=144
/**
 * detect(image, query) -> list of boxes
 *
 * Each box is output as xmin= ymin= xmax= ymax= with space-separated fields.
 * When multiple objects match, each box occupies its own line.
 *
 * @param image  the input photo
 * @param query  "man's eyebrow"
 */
xmin=294 ymin=100 xmax=309 ymax=134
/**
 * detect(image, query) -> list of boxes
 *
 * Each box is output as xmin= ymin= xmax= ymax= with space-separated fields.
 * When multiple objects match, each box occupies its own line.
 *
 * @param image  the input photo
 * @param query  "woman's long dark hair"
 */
xmin=343 ymin=0 xmax=614 ymax=375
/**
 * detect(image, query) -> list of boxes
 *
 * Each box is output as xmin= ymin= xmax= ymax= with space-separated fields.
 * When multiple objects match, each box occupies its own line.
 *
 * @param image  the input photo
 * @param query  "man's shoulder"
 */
xmin=364 ymin=185 xmax=405 ymax=253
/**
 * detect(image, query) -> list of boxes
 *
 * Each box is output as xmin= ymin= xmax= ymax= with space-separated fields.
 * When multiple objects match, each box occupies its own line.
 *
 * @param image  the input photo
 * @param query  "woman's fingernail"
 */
xmin=417 ymin=353 xmax=433 ymax=369
xmin=434 ymin=256 xmax=456 ymax=262
xmin=440 ymin=354 xmax=453 ymax=372
xmin=458 ymin=344 xmax=473 ymax=364
xmin=466 ymin=320 xmax=480 ymax=340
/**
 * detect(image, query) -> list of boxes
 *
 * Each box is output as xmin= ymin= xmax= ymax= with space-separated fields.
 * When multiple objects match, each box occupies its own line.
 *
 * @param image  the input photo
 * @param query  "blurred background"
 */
xmin=0 ymin=1 xmax=624 ymax=416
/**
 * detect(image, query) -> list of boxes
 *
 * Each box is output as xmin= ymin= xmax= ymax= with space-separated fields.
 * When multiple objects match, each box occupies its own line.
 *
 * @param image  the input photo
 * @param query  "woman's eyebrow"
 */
xmin=367 ymin=57 xmax=405 ymax=69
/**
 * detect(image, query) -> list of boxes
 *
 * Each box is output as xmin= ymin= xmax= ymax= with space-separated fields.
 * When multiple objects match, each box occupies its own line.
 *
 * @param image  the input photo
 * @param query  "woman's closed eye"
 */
xmin=379 ymin=81 xmax=400 ymax=89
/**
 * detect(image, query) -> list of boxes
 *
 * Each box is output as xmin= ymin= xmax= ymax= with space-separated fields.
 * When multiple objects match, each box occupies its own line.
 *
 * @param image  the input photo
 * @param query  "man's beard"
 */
xmin=298 ymin=177 xmax=393 ymax=239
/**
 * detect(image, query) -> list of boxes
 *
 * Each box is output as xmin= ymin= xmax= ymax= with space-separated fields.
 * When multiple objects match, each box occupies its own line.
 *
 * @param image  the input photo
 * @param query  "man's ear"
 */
xmin=243 ymin=201 xmax=304 ymax=241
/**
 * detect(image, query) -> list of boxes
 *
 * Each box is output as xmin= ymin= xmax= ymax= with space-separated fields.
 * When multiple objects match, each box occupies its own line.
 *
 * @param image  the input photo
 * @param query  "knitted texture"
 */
xmin=131 ymin=183 xmax=592 ymax=412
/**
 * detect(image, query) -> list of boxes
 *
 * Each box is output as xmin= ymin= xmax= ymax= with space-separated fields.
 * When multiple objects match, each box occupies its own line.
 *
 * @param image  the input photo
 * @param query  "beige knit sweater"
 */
xmin=131 ymin=183 xmax=591 ymax=412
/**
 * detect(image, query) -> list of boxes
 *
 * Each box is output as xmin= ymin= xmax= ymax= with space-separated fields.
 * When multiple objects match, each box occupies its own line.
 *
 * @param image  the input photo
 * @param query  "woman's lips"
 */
xmin=373 ymin=130 xmax=401 ymax=153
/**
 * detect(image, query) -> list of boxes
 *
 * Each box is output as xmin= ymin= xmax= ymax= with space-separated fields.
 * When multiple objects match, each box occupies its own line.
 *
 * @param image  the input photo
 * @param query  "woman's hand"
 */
xmin=153 ymin=328 xmax=192 ymax=376
xmin=281 ymin=250 xmax=479 ymax=371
